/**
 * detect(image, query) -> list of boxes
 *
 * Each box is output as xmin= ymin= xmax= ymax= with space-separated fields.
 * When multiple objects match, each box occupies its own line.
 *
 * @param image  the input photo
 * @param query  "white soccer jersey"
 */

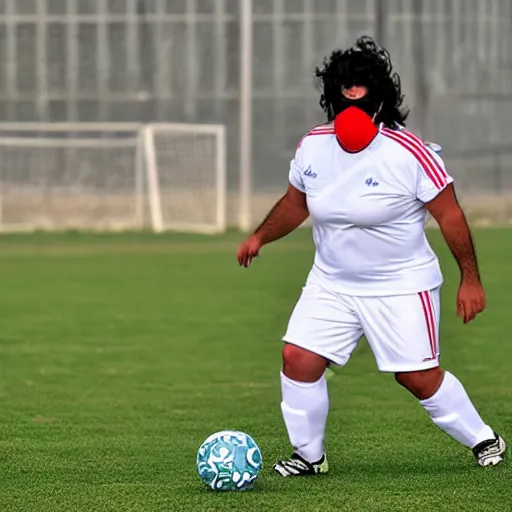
xmin=289 ymin=124 xmax=453 ymax=296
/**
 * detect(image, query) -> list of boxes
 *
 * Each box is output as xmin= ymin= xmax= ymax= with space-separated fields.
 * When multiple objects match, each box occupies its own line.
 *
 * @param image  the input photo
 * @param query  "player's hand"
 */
xmin=456 ymin=279 xmax=486 ymax=324
xmin=237 ymin=234 xmax=262 ymax=268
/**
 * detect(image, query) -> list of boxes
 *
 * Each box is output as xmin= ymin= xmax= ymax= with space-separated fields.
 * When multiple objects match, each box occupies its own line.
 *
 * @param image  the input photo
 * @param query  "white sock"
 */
xmin=280 ymin=371 xmax=329 ymax=463
xmin=420 ymin=371 xmax=494 ymax=448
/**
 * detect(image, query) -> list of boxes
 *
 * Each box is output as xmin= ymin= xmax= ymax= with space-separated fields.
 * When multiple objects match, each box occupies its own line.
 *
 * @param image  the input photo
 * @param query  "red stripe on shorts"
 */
xmin=418 ymin=291 xmax=437 ymax=359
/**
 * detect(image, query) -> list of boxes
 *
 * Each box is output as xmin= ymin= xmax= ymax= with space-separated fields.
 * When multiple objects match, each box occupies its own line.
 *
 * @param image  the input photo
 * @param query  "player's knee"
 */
xmin=394 ymin=367 xmax=444 ymax=400
xmin=282 ymin=343 xmax=310 ymax=373
xmin=282 ymin=343 xmax=328 ymax=382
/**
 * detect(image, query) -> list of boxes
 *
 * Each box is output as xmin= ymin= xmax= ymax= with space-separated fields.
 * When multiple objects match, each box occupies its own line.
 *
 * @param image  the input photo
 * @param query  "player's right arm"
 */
xmin=237 ymin=144 xmax=309 ymax=268
xmin=236 ymin=184 xmax=309 ymax=268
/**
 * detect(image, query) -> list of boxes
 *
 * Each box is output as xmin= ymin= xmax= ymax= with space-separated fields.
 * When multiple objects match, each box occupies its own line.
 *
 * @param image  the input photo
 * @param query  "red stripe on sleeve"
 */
xmin=382 ymin=129 xmax=446 ymax=189
xmin=297 ymin=129 xmax=335 ymax=148
xmin=401 ymin=130 xmax=448 ymax=178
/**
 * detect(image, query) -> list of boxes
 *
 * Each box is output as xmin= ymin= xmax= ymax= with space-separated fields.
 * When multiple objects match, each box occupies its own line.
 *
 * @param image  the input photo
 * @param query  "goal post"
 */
xmin=142 ymin=125 xmax=164 ymax=233
xmin=0 ymin=122 xmax=227 ymax=234
xmin=142 ymin=123 xmax=227 ymax=234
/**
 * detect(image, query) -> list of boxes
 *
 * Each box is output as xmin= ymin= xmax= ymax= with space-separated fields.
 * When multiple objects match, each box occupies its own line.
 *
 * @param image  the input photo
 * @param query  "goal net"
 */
xmin=143 ymin=124 xmax=226 ymax=234
xmin=0 ymin=123 xmax=226 ymax=233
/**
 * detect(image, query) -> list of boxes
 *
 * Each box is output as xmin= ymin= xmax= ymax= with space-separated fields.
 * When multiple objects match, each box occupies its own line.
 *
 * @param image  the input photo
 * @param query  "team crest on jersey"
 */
xmin=304 ymin=166 xmax=317 ymax=178
xmin=365 ymin=177 xmax=379 ymax=187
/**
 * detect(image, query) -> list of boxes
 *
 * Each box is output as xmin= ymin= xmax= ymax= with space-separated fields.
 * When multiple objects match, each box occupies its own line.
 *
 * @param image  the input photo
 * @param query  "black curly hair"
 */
xmin=314 ymin=36 xmax=409 ymax=129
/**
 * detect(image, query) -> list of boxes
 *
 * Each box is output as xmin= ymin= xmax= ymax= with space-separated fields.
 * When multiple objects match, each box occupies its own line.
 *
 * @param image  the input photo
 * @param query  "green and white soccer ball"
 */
xmin=196 ymin=430 xmax=262 ymax=491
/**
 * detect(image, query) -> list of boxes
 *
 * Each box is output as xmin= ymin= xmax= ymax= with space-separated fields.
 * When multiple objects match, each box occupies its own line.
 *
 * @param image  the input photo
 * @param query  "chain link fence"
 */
xmin=0 ymin=0 xmax=511 ymax=227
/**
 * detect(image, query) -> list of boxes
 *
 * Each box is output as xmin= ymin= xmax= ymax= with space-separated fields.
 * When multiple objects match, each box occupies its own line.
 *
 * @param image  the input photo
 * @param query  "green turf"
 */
xmin=0 ymin=228 xmax=511 ymax=511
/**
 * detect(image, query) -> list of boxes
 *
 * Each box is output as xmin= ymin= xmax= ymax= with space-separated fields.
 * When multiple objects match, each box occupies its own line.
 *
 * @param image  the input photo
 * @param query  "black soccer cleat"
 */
xmin=472 ymin=432 xmax=506 ymax=467
xmin=273 ymin=452 xmax=328 ymax=476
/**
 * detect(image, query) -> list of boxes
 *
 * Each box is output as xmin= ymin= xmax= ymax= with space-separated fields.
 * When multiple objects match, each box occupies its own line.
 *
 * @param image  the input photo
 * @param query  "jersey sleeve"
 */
xmin=415 ymin=147 xmax=454 ymax=203
xmin=288 ymin=142 xmax=305 ymax=193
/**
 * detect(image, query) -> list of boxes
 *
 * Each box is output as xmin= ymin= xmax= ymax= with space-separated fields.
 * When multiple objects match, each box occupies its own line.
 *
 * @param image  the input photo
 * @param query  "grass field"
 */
xmin=0 ymin=228 xmax=511 ymax=511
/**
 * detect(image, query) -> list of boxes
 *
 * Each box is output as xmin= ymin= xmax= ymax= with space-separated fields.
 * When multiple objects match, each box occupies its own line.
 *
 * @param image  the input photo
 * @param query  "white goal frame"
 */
xmin=0 ymin=122 xmax=227 ymax=234
xmin=142 ymin=123 xmax=227 ymax=234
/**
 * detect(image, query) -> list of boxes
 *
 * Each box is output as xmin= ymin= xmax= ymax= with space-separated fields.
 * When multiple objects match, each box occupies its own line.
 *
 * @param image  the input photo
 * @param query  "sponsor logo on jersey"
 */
xmin=304 ymin=166 xmax=317 ymax=178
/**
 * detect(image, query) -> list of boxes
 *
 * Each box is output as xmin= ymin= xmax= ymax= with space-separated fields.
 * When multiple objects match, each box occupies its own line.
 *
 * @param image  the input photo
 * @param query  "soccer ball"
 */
xmin=196 ymin=430 xmax=262 ymax=491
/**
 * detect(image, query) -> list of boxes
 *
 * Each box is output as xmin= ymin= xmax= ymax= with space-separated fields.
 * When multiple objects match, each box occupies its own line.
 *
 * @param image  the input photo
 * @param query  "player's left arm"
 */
xmin=425 ymin=184 xmax=481 ymax=285
xmin=414 ymin=145 xmax=485 ymax=324
xmin=425 ymin=181 xmax=485 ymax=324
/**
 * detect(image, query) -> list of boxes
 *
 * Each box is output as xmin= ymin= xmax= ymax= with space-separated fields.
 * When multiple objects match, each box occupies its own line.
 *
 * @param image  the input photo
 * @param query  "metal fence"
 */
xmin=1 ymin=0 xmax=511 ymax=227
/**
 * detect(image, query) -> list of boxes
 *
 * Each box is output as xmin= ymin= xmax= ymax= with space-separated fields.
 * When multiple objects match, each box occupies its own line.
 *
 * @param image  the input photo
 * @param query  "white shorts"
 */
xmin=282 ymin=283 xmax=441 ymax=372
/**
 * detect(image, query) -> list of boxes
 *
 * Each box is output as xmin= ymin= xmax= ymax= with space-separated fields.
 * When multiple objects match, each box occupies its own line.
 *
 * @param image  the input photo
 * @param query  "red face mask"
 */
xmin=334 ymin=106 xmax=379 ymax=153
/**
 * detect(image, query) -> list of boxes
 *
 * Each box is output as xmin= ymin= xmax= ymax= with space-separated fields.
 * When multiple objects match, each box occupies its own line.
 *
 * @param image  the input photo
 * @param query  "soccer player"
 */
xmin=237 ymin=36 xmax=506 ymax=475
